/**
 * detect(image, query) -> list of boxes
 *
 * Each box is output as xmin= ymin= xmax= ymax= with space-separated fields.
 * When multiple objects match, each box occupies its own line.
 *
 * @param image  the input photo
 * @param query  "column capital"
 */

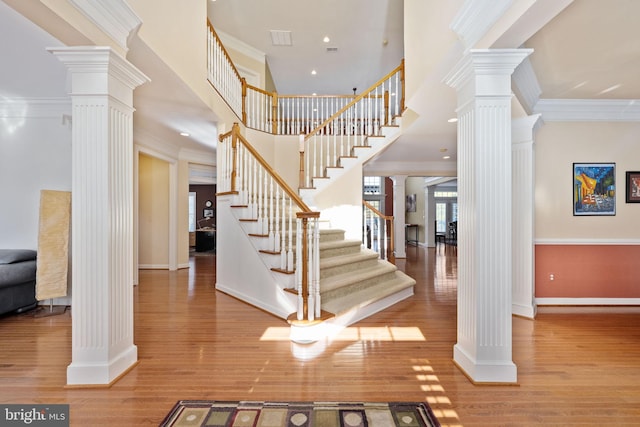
xmin=390 ymin=175 xmax=407 ymax=187
xmin=512 ymin=114 xmax=543 ymax=145
xmin=48 ymin=46 xmax=149 ymax=98
xmin=444 ymin=48 xmax=533 ymax=95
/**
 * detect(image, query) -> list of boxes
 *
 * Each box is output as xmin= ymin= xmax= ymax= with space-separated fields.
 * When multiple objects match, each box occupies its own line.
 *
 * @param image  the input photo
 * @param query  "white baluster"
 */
xmin=287 ymin=198 xmax=294 ymax=271
xmin=296 ymin=218 xmax=303 ymax=320
xmin=268 ymin=175 xmax=274 ymax=249
xmin=274 ymin=185 xmax=280 ymax=252
xmin=313 ymin=219 xmax=321 ymax=318
xmin=250 ymin=157 xmax=257 ymax=219
xmin=256 ymin=163 xmax=262 ymax=223
xmin=280 ymin=193 xmax=287 ymax=270
xmin=306 ymin=221 xmax=314 ymax=322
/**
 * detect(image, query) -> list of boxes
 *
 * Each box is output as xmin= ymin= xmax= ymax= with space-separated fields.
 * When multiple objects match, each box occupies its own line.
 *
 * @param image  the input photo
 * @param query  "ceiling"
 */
xmin=2 ymin=0 xmax=639 ymax=180
xmin=208 ymin=0 xmax=404 ymax=96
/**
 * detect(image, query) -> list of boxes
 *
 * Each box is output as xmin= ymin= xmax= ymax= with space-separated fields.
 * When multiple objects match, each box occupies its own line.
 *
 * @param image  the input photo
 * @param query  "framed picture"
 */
xmin=573 ymin=163 xmax=616 ymax=216
xmin=203 ymin=209 xmax=214 ymax=218
xmin=626 ymin=171 xmax=640 ymax=203
xmin=406 ymin=194 xmax=416 ymax=212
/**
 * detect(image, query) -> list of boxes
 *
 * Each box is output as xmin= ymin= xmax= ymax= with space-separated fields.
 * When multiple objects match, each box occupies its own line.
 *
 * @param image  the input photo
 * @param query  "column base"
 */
xmin=453 ymin=344 xmax=518 ymax=384
xmin=66 ymin=344 xmax=138 ymax=386
xmin=513 ymin=302 xmax=537 ymax=319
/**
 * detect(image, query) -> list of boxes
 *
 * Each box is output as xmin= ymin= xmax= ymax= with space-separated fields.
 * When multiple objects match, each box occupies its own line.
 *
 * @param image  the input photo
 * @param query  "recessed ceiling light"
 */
xmin=443 ymin=155 xmax=451 ymax=159
xmin=447 ymin=117 xmax=458 ymax=123
xmin=180 ymin=132 xmax=190 ymax=137
xmin=323 ymin=36 xmax=330 ymax=43
xmin=311 ymin=70 xmax=317 ymax=75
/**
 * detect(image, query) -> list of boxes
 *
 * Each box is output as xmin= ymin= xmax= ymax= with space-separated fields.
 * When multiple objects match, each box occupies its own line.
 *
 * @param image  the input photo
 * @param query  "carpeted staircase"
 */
xmin=309 ymin=229 xmax=414 ymax=318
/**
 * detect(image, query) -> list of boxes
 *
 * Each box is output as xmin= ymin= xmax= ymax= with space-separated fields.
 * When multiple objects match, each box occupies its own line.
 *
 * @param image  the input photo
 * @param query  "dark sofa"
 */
xmin=0 ymin=249 xmax=38 ymax=316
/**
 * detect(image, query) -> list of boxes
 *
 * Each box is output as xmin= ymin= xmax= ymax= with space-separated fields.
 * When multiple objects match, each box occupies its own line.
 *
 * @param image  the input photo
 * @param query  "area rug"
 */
xmin=159 ymin=400 xmax=440 ymax=427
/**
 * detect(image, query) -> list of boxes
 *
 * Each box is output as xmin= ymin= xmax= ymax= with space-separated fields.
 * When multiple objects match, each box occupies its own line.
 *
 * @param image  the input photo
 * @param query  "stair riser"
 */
xmin=319 ymin=243 xmax=362 ymax=258
xmin=320 ymin=271 xmax=400 ymax=302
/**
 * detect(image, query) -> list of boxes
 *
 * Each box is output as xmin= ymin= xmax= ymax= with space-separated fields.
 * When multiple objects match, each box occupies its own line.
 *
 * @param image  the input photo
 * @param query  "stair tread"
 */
xmin=320 ymin=261 xmax=397 ymax=292
xmin=322 ymin=272 xmax=415 ymax=315
xmin=319 ymin=239 xmax=361 ymax=251
xmin=320 ymin=249 xmax=379 ymax=269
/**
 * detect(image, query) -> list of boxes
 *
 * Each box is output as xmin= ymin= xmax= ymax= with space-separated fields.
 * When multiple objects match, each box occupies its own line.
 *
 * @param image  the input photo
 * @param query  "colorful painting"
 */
xmin=573 ymin=163 xmax=616 ymax=216
xmin=626 ymin=171 xmax=640 ymax=203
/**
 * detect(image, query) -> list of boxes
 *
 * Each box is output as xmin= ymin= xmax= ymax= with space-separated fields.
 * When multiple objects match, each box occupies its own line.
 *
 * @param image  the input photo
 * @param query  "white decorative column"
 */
xmin=445 ymin=49 xmax=531 ymax=383
xmin=392 ymin=175 xmax=407 ymax=258
xmin=512 ymin=114 xmax=542 ymax=319
xmin=425 ymin=185 xmax=436 ymax=248
xmin=49 ymin=47 xmax=149 ymax=385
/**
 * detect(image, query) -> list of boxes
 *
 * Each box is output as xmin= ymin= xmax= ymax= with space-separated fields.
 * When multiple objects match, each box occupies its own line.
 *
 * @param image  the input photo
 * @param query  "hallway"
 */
xmin=0 ymin=243 xmax=639 ymax=426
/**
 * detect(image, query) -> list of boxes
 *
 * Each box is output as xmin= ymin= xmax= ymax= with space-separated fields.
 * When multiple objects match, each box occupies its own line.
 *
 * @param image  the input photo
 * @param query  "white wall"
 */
xmin=138 ymin=153 xmax=170 ymax=268
xmin=0 ymin=107 xmax=72 ymax=249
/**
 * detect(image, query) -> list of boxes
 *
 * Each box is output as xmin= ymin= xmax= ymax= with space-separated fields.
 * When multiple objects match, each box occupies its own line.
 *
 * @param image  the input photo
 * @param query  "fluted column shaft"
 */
xmin=49 ymin=47 xmax=148 ymax=385
xmin=445 ymin=49 xmax=531 ymax=383
xmin=512 ymin=114 xmax=541 ymax=319
xmin=392 ymin=175 xmax=407 ymax=258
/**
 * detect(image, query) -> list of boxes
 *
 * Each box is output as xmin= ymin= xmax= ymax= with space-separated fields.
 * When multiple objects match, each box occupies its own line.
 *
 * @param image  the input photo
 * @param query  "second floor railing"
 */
xmin=207 ymin=22 xmax=243 ymax=119
xmin=218 ymin=123 xmax=322 ymax=322
xmin=207 ymin=21 xmax=405 ymax=137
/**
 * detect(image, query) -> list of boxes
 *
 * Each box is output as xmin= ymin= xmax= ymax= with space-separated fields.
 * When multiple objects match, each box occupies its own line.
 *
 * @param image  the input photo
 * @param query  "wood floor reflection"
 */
xmin=1 ymin=243 xmax=640 ymax=426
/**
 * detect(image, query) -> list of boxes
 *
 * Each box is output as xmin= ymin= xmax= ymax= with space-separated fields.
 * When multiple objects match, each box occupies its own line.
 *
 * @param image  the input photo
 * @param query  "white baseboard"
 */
xmin=536 ymin=297 xmax=640 ymax=306
xmin=138 ymin=264 xmax=169 ymax=270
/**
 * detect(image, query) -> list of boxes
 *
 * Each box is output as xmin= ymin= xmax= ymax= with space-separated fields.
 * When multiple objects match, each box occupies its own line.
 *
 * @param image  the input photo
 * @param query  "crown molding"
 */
xmin=512 ymin=57 xmax=541 ymax=114
xmin=534 ymin=99 xmax=640 ymax=122
xmin=0 ymin=97 xmax=70 ymax=118
xmin=450 ymin=0 xmax=513 ymax=52
xmin=216 ymin=29 xmax=266 ymax=64
xmin=68 ymin=0 xmax=142 ymax=52
xmin=364 ymin=160 xmax=457 ymax=177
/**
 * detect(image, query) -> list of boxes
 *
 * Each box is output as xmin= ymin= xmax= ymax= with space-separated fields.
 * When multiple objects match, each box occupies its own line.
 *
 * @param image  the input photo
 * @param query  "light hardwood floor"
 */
xmin=1 ymin=244 xmax=640 ymax=426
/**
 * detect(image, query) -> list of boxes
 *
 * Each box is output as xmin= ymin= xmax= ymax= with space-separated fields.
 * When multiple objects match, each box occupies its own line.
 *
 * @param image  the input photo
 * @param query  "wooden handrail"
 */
xmin=304 ymin=62 xmax=404 ymax=142
xmin=363 ymin=200 xmax=393 ymax=221
xmin=230 ymin=123 xmax=314 ymax=213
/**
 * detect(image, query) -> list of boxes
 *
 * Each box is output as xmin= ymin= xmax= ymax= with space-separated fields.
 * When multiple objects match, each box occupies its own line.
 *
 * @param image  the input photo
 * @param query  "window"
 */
xmin=436 ymin=203 xmax=447 ymax=233
xmin=363 ymin=176 xmax=381 ymax=194
xmin=188 ymin=192 xmax=196 ymax=232
xmin=433 ymin=191 xmax=457 ymax=198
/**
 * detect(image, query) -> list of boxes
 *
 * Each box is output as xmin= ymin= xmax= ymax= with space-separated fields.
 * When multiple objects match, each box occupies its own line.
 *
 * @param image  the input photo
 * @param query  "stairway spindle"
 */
xmin=268 ymin=175 xmax=274 ymax=248
xmin=313 ymin=219 xmax=321 ymax=318
xmin=296 ymin=218 xmax=303 ymax=320
xmin=306 ymin=219 xmax=314 ymax=321
xmin=287 ymin=197 xmax=294 ymax=271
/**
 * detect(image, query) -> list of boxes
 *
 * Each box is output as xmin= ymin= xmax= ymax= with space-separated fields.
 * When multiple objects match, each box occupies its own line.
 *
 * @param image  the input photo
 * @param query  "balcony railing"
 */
xmin=207 ymin=21 xmax=405 ymax=138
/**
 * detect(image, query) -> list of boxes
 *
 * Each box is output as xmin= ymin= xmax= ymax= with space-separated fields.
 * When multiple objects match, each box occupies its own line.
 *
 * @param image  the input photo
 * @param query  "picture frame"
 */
xmin=626 ymin=171 xmax=640 ymax=203
xmin=573 ymin=162 xmax=616 ymax=216
xmin=406 ymin=194 xmax=416 ymax=212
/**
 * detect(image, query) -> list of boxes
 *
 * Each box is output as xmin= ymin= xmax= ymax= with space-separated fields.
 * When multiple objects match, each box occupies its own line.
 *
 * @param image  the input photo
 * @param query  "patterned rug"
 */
xmin=160 ymin=400 xmax=440 ymax=427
